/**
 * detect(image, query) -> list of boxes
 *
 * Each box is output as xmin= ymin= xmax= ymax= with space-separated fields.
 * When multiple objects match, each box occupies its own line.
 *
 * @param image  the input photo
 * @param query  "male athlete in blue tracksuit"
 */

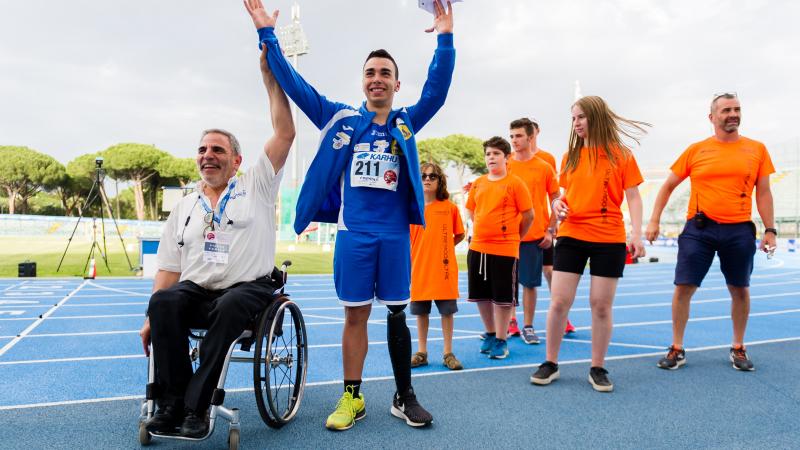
xmin=245 ymin=0 xmax=455 ymax=430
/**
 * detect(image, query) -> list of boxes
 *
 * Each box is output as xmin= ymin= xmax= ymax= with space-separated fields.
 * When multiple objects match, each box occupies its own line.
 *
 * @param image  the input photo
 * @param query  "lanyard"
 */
xmin=198 ymin=180 xmax=237 ymax=225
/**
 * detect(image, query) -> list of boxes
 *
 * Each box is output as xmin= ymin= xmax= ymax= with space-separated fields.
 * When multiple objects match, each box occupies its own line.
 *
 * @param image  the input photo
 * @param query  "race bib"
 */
xmin=350 ymin=151 xmax=400 ymax=191
xmin=203 ymin=230 xmax=232 ymax=264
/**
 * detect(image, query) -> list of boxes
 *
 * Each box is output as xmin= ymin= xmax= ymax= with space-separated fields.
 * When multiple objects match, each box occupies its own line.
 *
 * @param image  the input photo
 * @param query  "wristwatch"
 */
xmin=546 ymin=227 xmax=556 ymax=234
xmin=764 ymin=227 xmax=777 ymax=235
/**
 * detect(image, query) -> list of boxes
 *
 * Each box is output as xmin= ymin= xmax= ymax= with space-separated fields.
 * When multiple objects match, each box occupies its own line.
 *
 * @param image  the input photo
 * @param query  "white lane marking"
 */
xmin=0 ymin=311 xmax=25 ymax=316
xmin=2 ymin=336 xmax=798 ymax=411
xmin=0 ymin=280 xmax=87 ymax=358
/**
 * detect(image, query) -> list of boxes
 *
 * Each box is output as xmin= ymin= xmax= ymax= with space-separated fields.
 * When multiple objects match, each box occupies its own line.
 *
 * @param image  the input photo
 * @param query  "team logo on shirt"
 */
xmin=384 ymin=170 xmax=398 ymax=185
xmin=332 ymin=131 xmax=351 ymax=150
xmin=390 ymin=139 xmax=404 ymax=155
xmin=395 ymin=118 xmax=412 ymax=140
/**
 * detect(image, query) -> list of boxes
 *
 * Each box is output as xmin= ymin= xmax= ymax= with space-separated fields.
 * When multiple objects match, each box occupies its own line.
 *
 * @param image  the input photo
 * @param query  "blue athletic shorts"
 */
xmin=674 ymin=219 xmax=756 ymax=287
xmin=518 ymin=240 xmax=544 ymax=288
xmin=333 ymin=230 xmax=411 ymax=306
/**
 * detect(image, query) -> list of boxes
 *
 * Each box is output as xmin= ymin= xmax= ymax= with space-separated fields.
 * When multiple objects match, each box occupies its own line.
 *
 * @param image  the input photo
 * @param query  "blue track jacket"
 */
xmin=257 ymin=27 xmax=455 ymax=234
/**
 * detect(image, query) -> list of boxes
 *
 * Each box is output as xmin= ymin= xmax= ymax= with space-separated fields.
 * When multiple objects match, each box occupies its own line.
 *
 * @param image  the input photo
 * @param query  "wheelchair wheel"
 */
xmin=138 ymin=421 xmax=151 ymax=445
xmin=253 ymin=297 xmax=307 ymax=428
xmin=228 ymin=428 xmax=240 ymax=450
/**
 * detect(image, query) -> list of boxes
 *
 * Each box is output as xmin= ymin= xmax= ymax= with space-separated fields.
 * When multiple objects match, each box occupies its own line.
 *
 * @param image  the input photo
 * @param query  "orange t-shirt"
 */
xmin=508 ymin=157 xmax=559 ymax=241
xmin=466 ymin=174 xmax=533 ymax=258
xmin=558 ymin=146 xmax=643 ymax=243
xmin=535 ymin=149 xmax=557 ymax=172
xmin=671 ymin=136 xmax=775 ymax=224
xmin=410 ymin=200 xmax=464 ymax=301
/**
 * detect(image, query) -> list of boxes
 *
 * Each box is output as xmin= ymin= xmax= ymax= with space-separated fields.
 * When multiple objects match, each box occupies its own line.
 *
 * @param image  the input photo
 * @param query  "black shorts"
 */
xmin=467 ymin=249 xmax=517 ymax=306
xmin=410 ymin=299 xmax=458 ymax=316
xmin=543 ymin=244 xmax=554 ymax=266
xmin=553 ymin=237 xmax=627 ymax=278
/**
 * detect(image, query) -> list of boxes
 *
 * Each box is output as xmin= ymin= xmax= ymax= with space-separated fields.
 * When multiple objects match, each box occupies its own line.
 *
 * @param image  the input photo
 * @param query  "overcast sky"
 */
xmin=2 ymin=0 xmax=799 ymax=183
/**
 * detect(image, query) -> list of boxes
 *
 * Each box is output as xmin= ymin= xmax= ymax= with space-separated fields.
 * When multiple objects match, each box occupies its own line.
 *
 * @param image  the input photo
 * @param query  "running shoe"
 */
xmin=730 ymin=345 xmax=754 ymax=371
xmin=657 ymin=345 xmax=686 ymax=370
xmin=489 ymin=338 xmax=509 ymax=359
xmin=390 ymin=387 xmax=433 ymax=427
xmin=530 ymin=361 xmax=560 ymax=385
xmin=521 ymin=326 xmax=540 ymax=345
xmin=480 ymin=334 xmax=496 ymax=354
xmin=325 ymin=389 xmax=366 ymax=431
xmin=588 ymin=366 xmax=614 ymax=392
xmin=507 ymin=318 xmax=521 ymax=337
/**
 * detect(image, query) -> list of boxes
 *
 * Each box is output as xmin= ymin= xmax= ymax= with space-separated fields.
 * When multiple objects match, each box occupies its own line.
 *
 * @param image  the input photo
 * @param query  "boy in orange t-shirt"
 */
xmin=409 ymin=163 xmax=465 ymax=371
xmin=645 ymin=93 xmax=777 ymax=372
xmin=466 ymin=137 xmax=533 ymax=360
xmin=531 ymin=96 xmax=648 ymax=393
xmin=508 ymin=118 xmax=560 ymax=345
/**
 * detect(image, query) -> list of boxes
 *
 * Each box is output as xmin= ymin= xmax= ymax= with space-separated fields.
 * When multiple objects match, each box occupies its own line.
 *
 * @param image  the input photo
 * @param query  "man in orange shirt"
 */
xmin=645 ymin=93 xmax=777 ymax=371
xmin=508 ymin=118 xmax=560 ymax=344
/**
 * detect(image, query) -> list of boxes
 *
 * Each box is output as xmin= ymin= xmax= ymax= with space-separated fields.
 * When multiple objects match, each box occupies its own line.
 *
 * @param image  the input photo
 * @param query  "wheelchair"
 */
xmin=138 ymin=261 xmax=308 ymax=450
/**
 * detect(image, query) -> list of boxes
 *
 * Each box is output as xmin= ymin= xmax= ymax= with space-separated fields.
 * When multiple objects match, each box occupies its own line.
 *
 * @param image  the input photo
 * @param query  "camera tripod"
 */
xmin=57 ymin=158 xmax=134 ymax=276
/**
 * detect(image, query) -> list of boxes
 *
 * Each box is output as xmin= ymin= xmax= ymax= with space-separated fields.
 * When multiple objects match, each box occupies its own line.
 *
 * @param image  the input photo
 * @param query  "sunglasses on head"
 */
xmin=421 ymin=173 xmax=439 ymax=180
xmin=712 ymin=92 xmax=737 ymax=102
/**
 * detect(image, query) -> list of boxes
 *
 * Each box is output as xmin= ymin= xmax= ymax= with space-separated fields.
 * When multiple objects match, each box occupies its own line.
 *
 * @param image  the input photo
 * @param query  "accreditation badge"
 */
xmin=203 ymin=230 xmax=232 ymax=264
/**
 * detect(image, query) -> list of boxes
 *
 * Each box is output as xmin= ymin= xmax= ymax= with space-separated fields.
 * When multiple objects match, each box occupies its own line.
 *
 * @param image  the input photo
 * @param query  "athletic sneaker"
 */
xmin=390 ymin=387 xmax=433 ymax=427
xmin=730 ymin=345 xmax=755 ymax=371
xmin=657 ymin=345 xmax=686 ymax=370
xmin=325 ymin=389 xmax=366 ymax=431
xmin=507 ymin=318 xmax=521 ymax=337
xmin=564 ymin=319 xmax=576 ymax=335
xmin=479 ymin=335 xmax=496 ymax=354
xmin=588 ymin=366 xmax=613 ymax=392
xmin=521 ymin=326 xmax=540 ymax=345
xmin=489 ymin=339 xmax=509 ymax=359
xmin=530 ymin=361 xmax=559 ymax=385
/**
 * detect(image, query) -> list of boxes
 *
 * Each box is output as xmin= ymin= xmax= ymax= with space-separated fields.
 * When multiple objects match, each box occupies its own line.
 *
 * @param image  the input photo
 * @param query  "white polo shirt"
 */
xmin=157 ymin=152 xmax=283 ymax=290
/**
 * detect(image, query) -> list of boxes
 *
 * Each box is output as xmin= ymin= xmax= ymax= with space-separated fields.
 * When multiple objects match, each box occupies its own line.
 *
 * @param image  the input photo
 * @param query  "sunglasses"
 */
xmin=421 ymin=173 xmax=439 ymax=181
xmin=712 ymin=92 xmax=737 ymax=102
xmin=203 ymin=212 xmax=214 ymax=238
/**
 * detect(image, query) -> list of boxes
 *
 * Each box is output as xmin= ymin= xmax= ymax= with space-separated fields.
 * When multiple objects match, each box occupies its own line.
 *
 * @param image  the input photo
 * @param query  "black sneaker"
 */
xmin=730 ymin=346 xmax=755 ymax=371
xmin=179 ymin=409 xmax=210 ymax=438
xmin=144 ymin=404 xmax=184 ymax=433
xmin=657 ymin=345 xmax=686 ymax=370
xmin=390 ymin=387 xmax=433 ymax=427
xmin=588 ymin=366 xmax=613 ymax=392
xmin=530 ymin=361 xmax=559 ymax=385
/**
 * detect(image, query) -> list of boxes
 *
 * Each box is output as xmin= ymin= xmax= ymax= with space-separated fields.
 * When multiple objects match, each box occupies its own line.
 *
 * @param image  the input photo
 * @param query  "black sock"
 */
xmin=344 ymin=380 xmax=361 ymax=398
xmin=487 ymin=332 xmax=496 ymax=337
xmin=386 ymin=308 xmax=412 ymax=394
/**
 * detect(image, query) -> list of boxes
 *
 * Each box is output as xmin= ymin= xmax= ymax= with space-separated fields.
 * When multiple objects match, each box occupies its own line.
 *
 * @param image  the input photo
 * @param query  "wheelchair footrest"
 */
xmin=211 ymin=388 xmax=225 ymax=406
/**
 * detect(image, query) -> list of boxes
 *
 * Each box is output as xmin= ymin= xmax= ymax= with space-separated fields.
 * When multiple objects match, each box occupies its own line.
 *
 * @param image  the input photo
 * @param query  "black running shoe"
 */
xmin=144 ymin=404 xmax=184 ymax=433
xmin=530 ymin=361 xmax=560 ymax=385
xmin=179 ymin=409 xmax=210 ymax=438
xmin=730 ymin=346 xmax=755 ymax=371
xmin=390 ymin=387 xmax=433 ymax=427
xmin=657 ymin=345 xmax=686 ymax=370
xmin=588 ymin=366 xmax=613 ymax=392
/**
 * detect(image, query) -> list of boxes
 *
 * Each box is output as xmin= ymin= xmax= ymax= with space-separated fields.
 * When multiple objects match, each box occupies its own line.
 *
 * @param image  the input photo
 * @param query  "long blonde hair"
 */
xmin=564 ymin=96 xmax=651 ymax=173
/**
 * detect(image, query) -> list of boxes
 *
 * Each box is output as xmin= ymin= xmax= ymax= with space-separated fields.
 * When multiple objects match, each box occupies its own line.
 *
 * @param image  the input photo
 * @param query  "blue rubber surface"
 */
xmin=0 ymin=247 xmax=798 ymax=449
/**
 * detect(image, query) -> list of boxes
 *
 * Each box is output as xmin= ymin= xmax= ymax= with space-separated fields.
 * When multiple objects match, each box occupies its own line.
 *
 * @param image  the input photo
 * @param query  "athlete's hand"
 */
xmin=539 ymin=231 xmax=553 ymax=249
xmin=552 ymin=198 xmax=569 ymax=221
xmin=244 ymin=0 xmax=279 ymax=29
xmin=644 ymin=221 xmax=660 ymax=244
xmin=629 ymin=235 xmax=646 ymax=259
xmin=139 ymin=317 xmax=151 ymax=357
xmin=760 ymin=231 xmax=777 ymax=255
xmin=426 ymin=0 xmax=453 ymax=34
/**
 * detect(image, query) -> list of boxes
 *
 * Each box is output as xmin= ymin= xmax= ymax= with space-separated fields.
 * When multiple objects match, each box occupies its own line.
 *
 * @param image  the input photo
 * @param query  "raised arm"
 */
xmin=259 ymin=47 xmax=295 ymax=172
xmin=407 ymin=1 xmax=456 ymax=132
xmin=244 ymin=0 xmax=344 ymax=129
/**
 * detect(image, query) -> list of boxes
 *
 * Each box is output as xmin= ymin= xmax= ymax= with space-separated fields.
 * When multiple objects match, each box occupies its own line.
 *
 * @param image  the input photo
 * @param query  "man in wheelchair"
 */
xmin=138 ymin=46 xmax=294 ymax=438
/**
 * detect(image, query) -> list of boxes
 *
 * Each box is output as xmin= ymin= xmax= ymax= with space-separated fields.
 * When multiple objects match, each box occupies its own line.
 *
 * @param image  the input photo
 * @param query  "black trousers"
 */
xmin=147 ymin=277 xmax=276 ymax=412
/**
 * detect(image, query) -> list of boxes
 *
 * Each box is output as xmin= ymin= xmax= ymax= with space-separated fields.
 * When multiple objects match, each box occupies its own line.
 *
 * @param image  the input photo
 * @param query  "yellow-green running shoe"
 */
xmin=325 ymin=389 xmax=366 ymax=431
